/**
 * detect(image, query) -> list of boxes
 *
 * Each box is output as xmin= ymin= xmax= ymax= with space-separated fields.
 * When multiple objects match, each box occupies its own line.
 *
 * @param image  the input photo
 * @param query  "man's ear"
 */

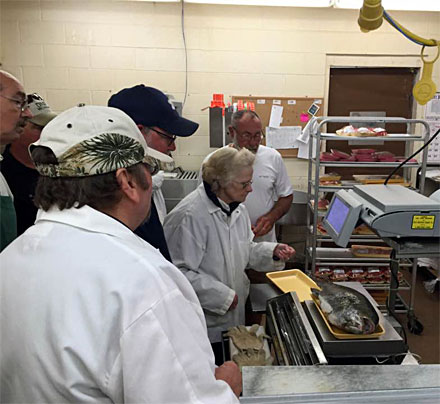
xmin=137 ymin=124 xmax=151 ymax=143
xmin=115 ymin=168 xmax=140 ymax=203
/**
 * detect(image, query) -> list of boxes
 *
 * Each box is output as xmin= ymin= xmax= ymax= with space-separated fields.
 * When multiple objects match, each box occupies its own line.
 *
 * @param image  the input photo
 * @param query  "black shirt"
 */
xmin=134 ymin=200 xmax=172 ymax=262
xmin=1 ymin=146 xmax=39 ymax=236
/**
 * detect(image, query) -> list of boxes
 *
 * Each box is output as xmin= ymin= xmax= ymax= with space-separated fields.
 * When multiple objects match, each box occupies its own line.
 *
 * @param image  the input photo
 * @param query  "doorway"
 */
xmin=326 ymin=67 xmax=418 ymax=178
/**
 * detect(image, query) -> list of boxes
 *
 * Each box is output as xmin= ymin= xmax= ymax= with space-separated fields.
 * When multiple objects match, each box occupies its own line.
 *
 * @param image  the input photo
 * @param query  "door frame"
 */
xmin=323 ymin=54 xmax=423 ymax=183
xmin=324 ymin=54 xmax=423 ymax=120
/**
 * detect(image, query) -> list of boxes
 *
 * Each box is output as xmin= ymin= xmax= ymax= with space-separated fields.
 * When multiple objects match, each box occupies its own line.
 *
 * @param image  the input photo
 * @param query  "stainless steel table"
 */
xmin=240 ymin=365 xmax=440 ymax=403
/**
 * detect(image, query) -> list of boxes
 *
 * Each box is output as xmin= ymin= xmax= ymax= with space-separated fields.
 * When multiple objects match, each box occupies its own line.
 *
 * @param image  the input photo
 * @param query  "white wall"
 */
xmin=1 ymin=1 xmax=439 ymax=189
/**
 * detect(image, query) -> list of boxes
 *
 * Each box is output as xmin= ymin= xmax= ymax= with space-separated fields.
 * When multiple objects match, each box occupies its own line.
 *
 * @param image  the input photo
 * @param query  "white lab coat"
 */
xmin=163 ymin=184 xmax=284 ymax=343
xmin=0 ymin=205 xmax=238 ymax=403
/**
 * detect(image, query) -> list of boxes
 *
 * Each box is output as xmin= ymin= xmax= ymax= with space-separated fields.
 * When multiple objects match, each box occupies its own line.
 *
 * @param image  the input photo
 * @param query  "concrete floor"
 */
xmin=396 ymin=267 xmax=439 ymax=364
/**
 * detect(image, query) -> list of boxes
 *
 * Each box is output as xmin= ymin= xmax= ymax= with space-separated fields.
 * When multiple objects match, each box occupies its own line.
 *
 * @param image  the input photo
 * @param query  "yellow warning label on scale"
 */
xmin=412 ymin=215 xmax=435 ymax=230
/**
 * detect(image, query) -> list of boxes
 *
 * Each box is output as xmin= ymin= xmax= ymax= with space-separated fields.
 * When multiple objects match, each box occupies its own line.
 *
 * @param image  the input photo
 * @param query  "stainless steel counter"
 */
xmin=241 ymin=365 xmax=440 ymax=403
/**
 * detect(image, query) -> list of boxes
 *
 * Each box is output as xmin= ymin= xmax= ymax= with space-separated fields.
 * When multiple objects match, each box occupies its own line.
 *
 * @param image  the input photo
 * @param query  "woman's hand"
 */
xmin=228 ymin=294 xmax=238 ymax=311
xmin=273 ymin=244 xmax=295 ymax=261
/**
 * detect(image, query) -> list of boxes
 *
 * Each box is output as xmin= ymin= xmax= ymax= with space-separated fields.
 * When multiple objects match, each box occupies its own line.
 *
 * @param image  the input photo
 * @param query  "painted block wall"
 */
xmin=1 ymin=1 xmax=439 ymax=189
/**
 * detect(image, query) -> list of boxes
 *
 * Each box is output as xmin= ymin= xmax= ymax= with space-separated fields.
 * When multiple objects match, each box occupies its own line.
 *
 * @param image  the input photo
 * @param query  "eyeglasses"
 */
xmin=233 ymin=179 xmax=253 ymax=189
xmin=231 ymin=127 xmax=264 ymax=142
xmin=0 ymin=94 xmax=27 ymax=112
xmin=149 ymin=127 xmax=177 ymax=146
xmin=143 ymin=156 xmax=160 ymax=176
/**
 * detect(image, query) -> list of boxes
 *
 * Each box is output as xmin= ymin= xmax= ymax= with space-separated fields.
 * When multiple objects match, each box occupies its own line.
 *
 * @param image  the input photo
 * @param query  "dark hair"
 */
xmin=230 ymin=110 xmax=260 ymax=128
xmin=32 ymin=146 xmax=149 ymax=211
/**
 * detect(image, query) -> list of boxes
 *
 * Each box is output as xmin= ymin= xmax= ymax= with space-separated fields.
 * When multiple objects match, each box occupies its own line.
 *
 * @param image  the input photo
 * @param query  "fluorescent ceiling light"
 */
xmin=334 ymin=0 xmax=440 ymax=11
xmin=184 ymin=0 xmax=331 ymax=6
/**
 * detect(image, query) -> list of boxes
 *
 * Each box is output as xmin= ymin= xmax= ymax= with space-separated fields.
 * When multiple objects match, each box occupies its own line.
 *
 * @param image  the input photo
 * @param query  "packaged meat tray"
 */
xmin=352 ymin=148 xmax=376 ymax=155
xmin=351 ymin=245 xmax=392 ymax=258
xmin=339 ymin=155 xmax=357 ymax=162
xmin=347 ymin=268 xmax=367 ymax=281
xmin=355 ymin=155 xmax=378 ymax=162
xmin=384 ymin=269 xmax=404 ymax=283
xmin=365 ymin=267 xmax=386 ymax=284
xmin=352 ymin=174 xmax=405 ymax=184
xmin=319 ymin=172 xmax=341 ymax=185
xmin=310 ymin=199 xmax=329 ymax=211
xmin=317 ymin=222 xmax=327 ymax=235
xmin=330 ymin=268 xmax=348 ymax=282
xmin=335 ymin=126 xmax=387 ymax=137
xmin=314 ymin=267 xmax=332 ymax=280
xmin=330 ymin=149 xmax=351 ymax=159
xmin=320 ymin=152 xmax=340 ymax=161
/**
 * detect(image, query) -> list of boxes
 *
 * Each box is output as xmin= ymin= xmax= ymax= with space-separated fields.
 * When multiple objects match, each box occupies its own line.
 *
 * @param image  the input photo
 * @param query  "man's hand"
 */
xmin=252 ymin=213 xmax=276 ymax=237
xmin=228 ymin=294 xmax=238 ymax=311
xmin=252 ymin=195 xmax=293 ymax=237
xmin=215 ymin=361 xmax=242 ymax=397
xmin=273 ymin=244 xmax=295 ymax=261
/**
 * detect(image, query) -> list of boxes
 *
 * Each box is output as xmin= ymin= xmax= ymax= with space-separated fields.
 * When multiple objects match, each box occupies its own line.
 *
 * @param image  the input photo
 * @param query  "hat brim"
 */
xmin=146 ymin=146 xmax=173 ymax=164
xmin=161 ymin=116 xmax=199 ymax=137
xmin=30 ymin=112 xmax=58 ymax=127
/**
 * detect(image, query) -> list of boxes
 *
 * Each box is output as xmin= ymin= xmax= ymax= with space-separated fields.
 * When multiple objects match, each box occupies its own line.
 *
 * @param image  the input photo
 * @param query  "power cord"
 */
xmin=384 ymin=127 xmax=440 ymax=185
xmin=180 ymin=0 xmax=188 ymax=108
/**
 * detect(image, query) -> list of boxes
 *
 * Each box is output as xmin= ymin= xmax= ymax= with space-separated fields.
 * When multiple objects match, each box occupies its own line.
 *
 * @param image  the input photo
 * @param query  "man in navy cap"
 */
xmin=108 ymin=85 xmax=199 ymax=262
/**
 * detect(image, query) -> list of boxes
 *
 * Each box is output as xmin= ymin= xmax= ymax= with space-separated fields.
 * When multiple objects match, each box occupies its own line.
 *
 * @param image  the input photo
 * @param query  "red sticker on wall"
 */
xmin=300 ymin=113 xmax=310 ymax=122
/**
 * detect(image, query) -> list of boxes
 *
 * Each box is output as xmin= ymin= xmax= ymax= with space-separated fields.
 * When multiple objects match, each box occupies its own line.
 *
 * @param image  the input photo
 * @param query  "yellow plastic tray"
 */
xmin=266 ymin=269 xmax=318 ymax=301
xmin=311 ymin=295 xmax=385 ymax=340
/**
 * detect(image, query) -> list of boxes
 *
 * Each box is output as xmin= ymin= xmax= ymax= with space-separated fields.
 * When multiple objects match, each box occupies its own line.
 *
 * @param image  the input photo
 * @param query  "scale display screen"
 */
xmin=323 ymin=190 xmax=363 ymax=247
xmin=326 ymin=196 xmax=350 ymax=234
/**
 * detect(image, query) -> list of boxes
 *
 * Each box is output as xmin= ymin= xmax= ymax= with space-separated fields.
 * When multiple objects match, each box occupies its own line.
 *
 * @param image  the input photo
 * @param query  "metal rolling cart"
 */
xmin=305 ymin=116 xmax=431 ymax=332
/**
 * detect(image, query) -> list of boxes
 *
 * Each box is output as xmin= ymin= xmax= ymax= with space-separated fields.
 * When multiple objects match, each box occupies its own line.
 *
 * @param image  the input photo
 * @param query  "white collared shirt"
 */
xmin=0 ymin=205 xmax=238 ymax=403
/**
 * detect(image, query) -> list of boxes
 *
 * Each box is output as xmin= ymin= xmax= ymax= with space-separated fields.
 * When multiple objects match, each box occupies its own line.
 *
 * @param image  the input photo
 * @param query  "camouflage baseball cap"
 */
xmin=31 ymin=104 xmax=172 ymax=178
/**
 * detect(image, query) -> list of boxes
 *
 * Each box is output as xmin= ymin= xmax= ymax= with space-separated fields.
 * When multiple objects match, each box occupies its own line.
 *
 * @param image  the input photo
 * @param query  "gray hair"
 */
xmin=202 ymin=147 xmax=255 ymax=192
xmin=230 ymin=110 xmax=260 ymax=129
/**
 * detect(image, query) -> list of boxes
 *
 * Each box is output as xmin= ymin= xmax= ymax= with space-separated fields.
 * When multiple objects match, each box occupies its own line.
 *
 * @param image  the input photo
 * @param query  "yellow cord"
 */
xmin=384 ymin=13 xmax=439 ymax=47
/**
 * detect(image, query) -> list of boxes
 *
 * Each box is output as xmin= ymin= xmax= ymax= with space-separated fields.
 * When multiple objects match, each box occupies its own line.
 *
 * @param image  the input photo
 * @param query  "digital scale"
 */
xmin=322 ymin=185 xmax=440 ymax=334
xmin=323 ymin=185 xmax=440 ymax=247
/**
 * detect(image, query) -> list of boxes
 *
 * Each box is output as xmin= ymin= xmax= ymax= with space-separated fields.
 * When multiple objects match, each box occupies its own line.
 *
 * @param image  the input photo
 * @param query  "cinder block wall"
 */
xmin=1 ymin=1 xmax=439 ymax=188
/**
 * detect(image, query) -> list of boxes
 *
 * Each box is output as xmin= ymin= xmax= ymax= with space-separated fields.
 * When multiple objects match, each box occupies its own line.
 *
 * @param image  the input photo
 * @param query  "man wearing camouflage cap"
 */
xmin=0 ymin=105 xmax=241 ymax=403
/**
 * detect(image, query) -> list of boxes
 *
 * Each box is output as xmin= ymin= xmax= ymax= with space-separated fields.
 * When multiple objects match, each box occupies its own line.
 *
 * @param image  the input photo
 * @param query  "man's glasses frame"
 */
xmin=230 ymin=126 xmax=265 ymax=142
xmin=0 ymin=94 xmax=27 ymax=112
xmin=149 ymin=127 xmax=177 ymax=146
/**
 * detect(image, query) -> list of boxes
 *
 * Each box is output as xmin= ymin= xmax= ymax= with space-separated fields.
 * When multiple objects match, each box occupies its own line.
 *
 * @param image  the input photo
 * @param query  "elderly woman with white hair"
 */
xmin=163 ymin=147 xmax=295 ymax=363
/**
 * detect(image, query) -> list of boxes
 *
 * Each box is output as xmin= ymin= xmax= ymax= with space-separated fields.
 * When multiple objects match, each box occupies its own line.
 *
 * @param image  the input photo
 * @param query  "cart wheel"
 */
xmin=408 ymin=317 xmax=424 ymax=335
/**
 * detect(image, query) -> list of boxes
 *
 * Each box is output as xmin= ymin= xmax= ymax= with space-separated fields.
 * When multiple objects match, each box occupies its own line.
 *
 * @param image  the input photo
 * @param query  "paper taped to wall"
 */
xmin=266 ymin=126 xmax=301 ymax=149
xmin=269 ymin=105 xmax=283 ymax=128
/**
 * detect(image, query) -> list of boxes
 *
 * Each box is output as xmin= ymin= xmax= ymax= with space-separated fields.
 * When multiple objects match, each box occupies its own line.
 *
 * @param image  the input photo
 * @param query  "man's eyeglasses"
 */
xmin=233 ymin=180 xmax=253 ymax=189
xmin=0 ymin=94 xmax=27 ymax=112
xmin=149 ymin=127 xmax=177 ymax=146
xmin=231 ymin=127 xmax=264 ymax=142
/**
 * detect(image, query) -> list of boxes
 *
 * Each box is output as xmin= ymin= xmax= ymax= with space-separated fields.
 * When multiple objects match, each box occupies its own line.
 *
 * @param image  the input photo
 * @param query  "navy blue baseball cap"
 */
xmin=108 ymin=85 xmax=198 ymax=137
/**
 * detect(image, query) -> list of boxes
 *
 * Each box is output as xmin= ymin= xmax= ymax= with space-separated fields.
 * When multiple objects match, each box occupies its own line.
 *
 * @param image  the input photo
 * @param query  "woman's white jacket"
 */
xmin=163 ymin=184 xmax=283 ymax=343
